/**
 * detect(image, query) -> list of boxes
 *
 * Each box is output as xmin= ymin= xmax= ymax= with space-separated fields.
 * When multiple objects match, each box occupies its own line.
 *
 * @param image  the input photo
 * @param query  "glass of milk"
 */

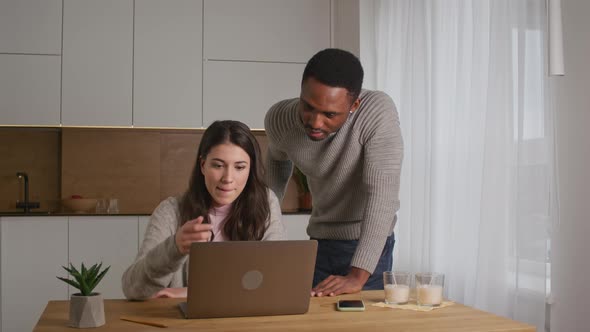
xmin=415 ymin=273 xmax=445 ymax=306
xmin=383 ymin=271 xmax=410 ymax=304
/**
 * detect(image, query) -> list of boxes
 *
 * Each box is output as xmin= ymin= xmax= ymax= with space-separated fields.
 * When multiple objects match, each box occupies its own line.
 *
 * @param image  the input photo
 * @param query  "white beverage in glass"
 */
xmin=383 ymin=271 xmax=411 ymax=304
xmin=417 ymin=285 xmax=443 ymax=306
xmin=384 ymin=284 xmax=410 ymax=304
xmin=415 ymin=272 xmax=445 ymax=306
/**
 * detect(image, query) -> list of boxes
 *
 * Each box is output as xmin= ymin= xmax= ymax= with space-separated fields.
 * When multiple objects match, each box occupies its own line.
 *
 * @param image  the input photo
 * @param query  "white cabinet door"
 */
xmin=68 ymin=216 xmax=138 ymax=299
xmin=203 ymin=61 xmax=304 ymax=129
xmin=0 ymin=0 xmax=62 ymax=54
xmin=61 ymin=0 xmax=133 ymax=126
xmin=282 ymin=215 xmax=310 ymax=240
xmin=0 ymin=54 xmax=61 ymax=125
xmin=0 ymin=217 xmax=68 ymax=332
xmin=134 ymin=0 xmax=203 ymax=128
xmin=204 ymin=0 xmax=330 ymax=63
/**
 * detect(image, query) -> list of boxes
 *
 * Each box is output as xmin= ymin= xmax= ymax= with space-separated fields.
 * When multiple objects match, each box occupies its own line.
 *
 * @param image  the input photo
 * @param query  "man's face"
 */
xmin=299 ymin=77 xmax=360 ymax=141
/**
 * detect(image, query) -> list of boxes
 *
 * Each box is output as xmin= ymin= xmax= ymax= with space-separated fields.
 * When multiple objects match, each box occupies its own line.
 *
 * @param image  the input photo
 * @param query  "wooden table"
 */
xmin=34 ymin=290 xmax=535 ymax=331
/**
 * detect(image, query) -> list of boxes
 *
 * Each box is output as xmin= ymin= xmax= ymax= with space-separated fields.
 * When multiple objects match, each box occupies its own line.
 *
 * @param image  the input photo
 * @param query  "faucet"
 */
xmin=16 ymin=172 xmax=40 ymax=213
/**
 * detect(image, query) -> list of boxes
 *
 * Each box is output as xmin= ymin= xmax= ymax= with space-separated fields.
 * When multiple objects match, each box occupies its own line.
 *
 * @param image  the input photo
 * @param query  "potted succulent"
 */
xmin=293 ymin=167 xmax=312 ymax=211
xmin=57 ymin=262 xmax=110 ymax=328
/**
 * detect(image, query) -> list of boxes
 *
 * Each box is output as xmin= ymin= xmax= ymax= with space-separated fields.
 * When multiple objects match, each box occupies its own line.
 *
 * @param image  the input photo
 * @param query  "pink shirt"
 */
xmin=209 ymin=204 xmax=231 ymax=242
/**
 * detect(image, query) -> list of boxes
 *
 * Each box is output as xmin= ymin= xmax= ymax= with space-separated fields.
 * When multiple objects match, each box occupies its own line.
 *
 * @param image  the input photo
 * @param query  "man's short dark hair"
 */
xmin=302 ymin=48 xmax=364 ymax=101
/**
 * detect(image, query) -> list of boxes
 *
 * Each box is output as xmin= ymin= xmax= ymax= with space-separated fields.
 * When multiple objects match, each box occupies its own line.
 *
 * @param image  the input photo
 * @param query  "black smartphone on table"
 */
xmin=337 ymin=300 xmax=365 ymax=312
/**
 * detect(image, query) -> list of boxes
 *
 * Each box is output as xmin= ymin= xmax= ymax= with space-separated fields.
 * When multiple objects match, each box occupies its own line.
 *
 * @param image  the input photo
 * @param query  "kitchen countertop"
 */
xmin=0 ymin=210 xmax=310 ymax=217
xmin=0 ymin=211 xmax=150 ymax=217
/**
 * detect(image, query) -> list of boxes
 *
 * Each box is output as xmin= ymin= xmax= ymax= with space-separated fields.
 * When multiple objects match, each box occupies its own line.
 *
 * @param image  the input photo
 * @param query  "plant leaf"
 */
xmin=86 ymin=263 xmax=101 ymax=291
xmin=89 ymin=265 xmax=110 ymax=293
xmin=79 ymin=272 xmax=90 ymax=296
xmin=64 ymin=263 xmax=87 ymax=293
xmin=68 ymin=263 xmax=83 ymax=281
xmin=71 ymin=272 xmax=84 ymax=289
xmin=57 ymin=276 xmax=80 ymax=290
xmin=87 ymin=262 xmax=101 ymax=282
xmin=59 ymin=262 xmax=110 ymax=295
xmin=68 ymin=262 xmax=80 ymax=276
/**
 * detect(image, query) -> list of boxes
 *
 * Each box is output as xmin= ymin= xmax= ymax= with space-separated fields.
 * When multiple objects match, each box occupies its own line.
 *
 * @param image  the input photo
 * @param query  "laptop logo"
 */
xmin=241 ymin=270 xmax=263 ymax=290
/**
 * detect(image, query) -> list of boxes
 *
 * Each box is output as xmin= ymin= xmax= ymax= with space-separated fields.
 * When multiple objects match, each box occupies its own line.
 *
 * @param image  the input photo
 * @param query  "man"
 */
xmin=264 ymin=48 xmax=403 ymax=296
xmin=264 ymin=49 xmax=403 ymax=296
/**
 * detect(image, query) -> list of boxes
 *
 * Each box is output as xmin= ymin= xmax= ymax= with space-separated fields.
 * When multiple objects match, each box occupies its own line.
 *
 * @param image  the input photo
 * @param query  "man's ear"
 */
xmin=349 ymin=98 xmax=361 ymax=114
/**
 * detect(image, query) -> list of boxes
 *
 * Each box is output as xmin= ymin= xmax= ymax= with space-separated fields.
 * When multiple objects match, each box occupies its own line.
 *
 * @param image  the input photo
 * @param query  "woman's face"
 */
xmin=200 ymin=143 xmax=251 ymax=207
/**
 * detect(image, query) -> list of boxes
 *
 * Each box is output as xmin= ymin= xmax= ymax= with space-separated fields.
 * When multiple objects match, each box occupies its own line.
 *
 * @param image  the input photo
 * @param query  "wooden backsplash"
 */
xmin=61 ymin=128 xmax=163 ymax=213
xmin=1 ymin=127 xmax=299 ymax=214
xmin=0 ymin=128 xmax=60 ymax=211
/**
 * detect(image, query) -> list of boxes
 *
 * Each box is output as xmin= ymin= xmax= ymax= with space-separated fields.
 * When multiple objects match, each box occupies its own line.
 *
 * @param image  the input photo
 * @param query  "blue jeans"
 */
xmin=312 ymin=233 xmax=395 ymax=290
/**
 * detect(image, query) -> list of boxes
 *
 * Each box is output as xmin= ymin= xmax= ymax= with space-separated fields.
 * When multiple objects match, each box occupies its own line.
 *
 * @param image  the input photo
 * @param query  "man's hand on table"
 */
xmin=311 ymin=267 xmax=370 ymax=297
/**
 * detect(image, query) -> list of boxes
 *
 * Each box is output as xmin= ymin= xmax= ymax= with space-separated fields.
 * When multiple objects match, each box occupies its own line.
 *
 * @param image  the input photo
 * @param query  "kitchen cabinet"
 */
xmin=282 ymin=214 xmax=310 ymax=240
xmin=68 ymin=216 xmax=138 ymax=299
xmin=204 ymin=0 xmax=330 ymax=63
xmin=203 ymin=61 xmax=304 ymax=129
xmin=61 ymin=0 xmax=133 ymax=126
xmin=0 ymin=217 xmax=68 ymax=332
xmin=0 ymin=0 xmax=333 ymax=129
xmin=202 ymin=0 xmax=331 ymax=129
xmin=0 ymin=54 xmax=61 ymax=125
xmin=133 ymin=0 xmax=203 ymax=128
xmin=0 ymin=0 xmax=62 ymax=55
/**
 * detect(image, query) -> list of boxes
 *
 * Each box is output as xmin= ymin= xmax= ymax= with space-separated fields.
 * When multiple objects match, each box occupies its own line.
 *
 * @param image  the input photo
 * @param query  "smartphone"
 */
xmin=337 ymin=300 xmax=365 ymax=312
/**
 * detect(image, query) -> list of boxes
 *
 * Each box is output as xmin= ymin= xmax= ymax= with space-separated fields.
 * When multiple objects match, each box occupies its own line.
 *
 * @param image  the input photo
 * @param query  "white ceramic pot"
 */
xmin=69 ymin=293 xmax=105 ymax=328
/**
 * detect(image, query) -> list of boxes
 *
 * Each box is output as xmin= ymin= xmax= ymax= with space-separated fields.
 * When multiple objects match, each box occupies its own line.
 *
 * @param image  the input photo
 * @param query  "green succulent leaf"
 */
xmin=57 ymin=262 xmax=110 ymax=296
xmin=79 ymin=274 xmax=90 ymax=296
xmin=89 ymin=265 xmax=110 ymax=293
xmin=87 ymin=263 xmax=101 ymax=282
xmin=68 ymin=263 xmax=80 ymax=276
xmin=56 ymin=277 xmax=80 ymax=290
xmin=85 ymin=264 xmax=97 ymax=283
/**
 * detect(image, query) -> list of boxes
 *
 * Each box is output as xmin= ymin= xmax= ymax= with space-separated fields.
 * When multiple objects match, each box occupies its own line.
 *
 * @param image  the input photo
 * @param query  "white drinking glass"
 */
xmin=383 ymin=271 xmax=410 ymax=304
xmin=95 ymin=199 xmax=108 ymax=214
xmin=106 ymin=198 xmax=119 ymax=214
xmin=415 ymin=273 xmax=445 ymax=306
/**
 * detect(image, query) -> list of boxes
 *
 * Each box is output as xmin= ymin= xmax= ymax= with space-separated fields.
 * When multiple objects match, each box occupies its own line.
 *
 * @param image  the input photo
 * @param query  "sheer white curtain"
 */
xmin=360 ymin=1 xmax=556 ymax=330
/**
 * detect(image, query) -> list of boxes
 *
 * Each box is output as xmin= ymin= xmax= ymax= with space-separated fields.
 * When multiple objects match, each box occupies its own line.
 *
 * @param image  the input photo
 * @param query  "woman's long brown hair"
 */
xmin=179 ymin=120 xmax=270 ymax=240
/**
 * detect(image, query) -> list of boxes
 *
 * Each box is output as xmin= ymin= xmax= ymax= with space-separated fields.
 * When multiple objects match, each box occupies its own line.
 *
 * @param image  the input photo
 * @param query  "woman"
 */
xmin=122 ymin=120 xmax=286 ymax=300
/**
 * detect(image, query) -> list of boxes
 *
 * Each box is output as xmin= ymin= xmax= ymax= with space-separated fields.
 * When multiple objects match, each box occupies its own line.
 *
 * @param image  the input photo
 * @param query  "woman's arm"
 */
xmin=121 ymin=198 xmax=187 ymax=300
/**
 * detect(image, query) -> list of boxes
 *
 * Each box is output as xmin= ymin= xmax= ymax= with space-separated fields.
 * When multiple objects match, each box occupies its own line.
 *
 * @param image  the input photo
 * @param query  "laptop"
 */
xmin=179 ymin=240 xmax=318 ymax=319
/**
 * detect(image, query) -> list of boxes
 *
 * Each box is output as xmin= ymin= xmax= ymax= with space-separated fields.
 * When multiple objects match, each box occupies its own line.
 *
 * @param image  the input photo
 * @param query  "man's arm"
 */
xmin=352 ymin=95 xmax=403 ymax=274
xmin=264 ymin=102 xmax=295 ymax=202
xmin=312 ymin=93 xmax=403 ymax=296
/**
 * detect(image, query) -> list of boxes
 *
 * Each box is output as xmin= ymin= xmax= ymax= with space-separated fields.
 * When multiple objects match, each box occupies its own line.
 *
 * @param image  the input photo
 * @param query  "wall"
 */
xmin=332 ymin=0 xmax=360 ymax=58
xmin=551 ymin=1 xmax=590 ymax=331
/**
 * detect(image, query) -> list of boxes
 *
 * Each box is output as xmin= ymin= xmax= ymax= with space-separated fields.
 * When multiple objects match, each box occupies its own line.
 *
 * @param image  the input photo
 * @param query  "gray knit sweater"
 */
xmin=264 ymin=90 xmax=403 ymax=274
xmin=121 ymin=191 xmax=286 ymax=300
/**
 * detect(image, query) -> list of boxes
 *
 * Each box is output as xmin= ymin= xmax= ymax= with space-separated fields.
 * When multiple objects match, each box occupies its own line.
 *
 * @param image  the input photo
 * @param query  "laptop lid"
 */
xmin=182 ymin=240 xmax=317 ymax=319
